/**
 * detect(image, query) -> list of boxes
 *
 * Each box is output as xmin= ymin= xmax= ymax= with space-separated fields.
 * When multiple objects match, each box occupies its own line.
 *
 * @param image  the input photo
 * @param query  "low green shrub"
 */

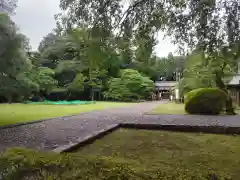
xmin=185 ymin=88 xmax=227 ymax=115
xmin=0 ymin=148 xmax=233 ymax=180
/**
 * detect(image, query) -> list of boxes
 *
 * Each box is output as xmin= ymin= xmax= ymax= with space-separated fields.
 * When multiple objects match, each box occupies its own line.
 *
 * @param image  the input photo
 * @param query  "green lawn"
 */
xmin=76 ymin=129 xmax=240 ymax=179
xmin=149 ymin=102 xmax=240 ymax=115
xmin=236 ymin=106 xmax=240 ymax=114
xmin=0 ymin=102 xmax=134 ymax=126
xmin=149 ymin=102 xmax=186 ymax=115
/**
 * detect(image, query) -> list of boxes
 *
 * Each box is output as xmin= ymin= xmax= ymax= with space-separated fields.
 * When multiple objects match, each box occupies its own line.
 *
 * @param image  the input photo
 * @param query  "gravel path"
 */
xmin=0 ymin=101 xmax=240 ymax=152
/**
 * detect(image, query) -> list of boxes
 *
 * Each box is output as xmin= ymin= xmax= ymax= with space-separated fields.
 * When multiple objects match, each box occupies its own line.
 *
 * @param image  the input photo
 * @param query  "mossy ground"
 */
xmin=76 ymin=129 xmax=240 ymax=179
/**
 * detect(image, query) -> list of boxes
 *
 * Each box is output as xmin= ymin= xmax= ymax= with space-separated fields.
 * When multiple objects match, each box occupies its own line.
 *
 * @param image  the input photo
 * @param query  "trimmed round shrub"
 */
xmin=185 ymin=88 xmax=227 ymax=115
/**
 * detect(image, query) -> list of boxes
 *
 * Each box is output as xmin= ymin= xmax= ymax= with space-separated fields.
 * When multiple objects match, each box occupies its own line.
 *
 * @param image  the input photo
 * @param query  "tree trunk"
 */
xmin=90 ymin=89 xmax=94 ymax=101
xmin=92 ymin=91 xmax=94 ymax=101
xmin=225 ymin=97 xmax=235 ymax=115
xmin=98 ymin=91 xmax=101 ymax=101
xmin=215 ymin=72 xmax=236 ymax=115
xmin=7 ymin=95 xmax=12 ymax=104
xmin=66 ymin=92 xmax=71 ymax=101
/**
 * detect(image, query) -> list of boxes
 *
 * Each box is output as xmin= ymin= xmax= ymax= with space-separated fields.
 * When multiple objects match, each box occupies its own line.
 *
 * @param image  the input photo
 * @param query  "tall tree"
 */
xmin=0 ymin=14 xmax=27 ymax=77
xmin=155 ymin=54 xmax=185 ymax=81
xmin=38 ymin=33 xmax=58 ymax=54
xmin=179 ymin=51 xmax=216 ymax=96
xmin=118 ymin=19 xmax=133 ymax=67
xmin=0 ymin=13 xmax=34 ymax=102
xmin=133 ymin=24 xmax=159 ymax=80
xmin=166 ymin=0 xmax=240 ymax=114
xmin=67 ymin=0 xmax=239 ymax=114
xmin=59 ymin=0 xmax=122 ymax=30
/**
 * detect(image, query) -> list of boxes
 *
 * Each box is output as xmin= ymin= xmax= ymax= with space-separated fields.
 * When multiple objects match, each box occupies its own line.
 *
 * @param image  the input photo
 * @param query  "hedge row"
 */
xmin=0 ymin=148 xmax=233 ymax=180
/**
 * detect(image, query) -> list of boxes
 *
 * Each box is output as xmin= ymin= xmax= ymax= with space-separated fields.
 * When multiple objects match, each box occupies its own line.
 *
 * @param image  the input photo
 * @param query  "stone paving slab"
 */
xmin=0 ymin=101 xmax=240 ymax=152
xmin=137 ymin=114 xmax=240 ymax=127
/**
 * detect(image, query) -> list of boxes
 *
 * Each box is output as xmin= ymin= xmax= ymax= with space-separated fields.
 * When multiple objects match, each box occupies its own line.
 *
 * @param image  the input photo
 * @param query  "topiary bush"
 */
xmin=0 ymin=148 xmax=233 ymax=180
xmin=185 ymin=88 xmax=227 ymax=115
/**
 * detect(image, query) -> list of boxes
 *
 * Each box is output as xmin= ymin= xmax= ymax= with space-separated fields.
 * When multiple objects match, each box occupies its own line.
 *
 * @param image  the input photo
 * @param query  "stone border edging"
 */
xmin=53 ymin=123 xmax=240 ymax=153
xmin=121 ymin=123 xmax=240 ymax=135
xmin=53 ymin=124 xmax=120 ymax=153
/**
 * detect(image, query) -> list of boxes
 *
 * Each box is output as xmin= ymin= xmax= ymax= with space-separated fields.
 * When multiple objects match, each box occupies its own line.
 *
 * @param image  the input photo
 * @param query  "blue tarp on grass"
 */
xmin=24 ymin=100 xmax=96 ymax=105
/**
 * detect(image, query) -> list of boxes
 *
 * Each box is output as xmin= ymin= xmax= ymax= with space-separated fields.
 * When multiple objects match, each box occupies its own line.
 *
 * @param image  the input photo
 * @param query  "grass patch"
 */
xmin=149 ymin=102 xmax=186 ymax=115
xmin=76 ymin=129 xmax=240 ymax=179
xmin=1 ymin=147 xmax=231 ymax=180
xmin=0 ymin=102 xmax=134 ymax=126
xmin=235 ymin=106 xmax=240 ymax=115
xmin=149 ymin=102 xmax=240 ymax=115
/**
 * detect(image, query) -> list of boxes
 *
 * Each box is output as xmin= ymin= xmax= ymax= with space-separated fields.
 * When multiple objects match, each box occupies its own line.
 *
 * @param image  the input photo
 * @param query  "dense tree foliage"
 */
xmin=0 ymin=11 xmax=183 ymax=102
xmin=72 ymin=0 xmax=239 ymax=113
xmin=36 ymin=27 xmax=179 ymax=101
xmin=179 ymin=52 xmax=216 ymax=96
xmin=167 ymin=0 xmax=240 ymax=114
xmin=2 ymin=0 xmax=239 ymax=106
xmin=104 ymin=69 xmax=154 ymax=101
xmin=0 ymin=13 xmax=34 ymax=102
xmin=179 ymin=51 xmax=235 ymax=97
